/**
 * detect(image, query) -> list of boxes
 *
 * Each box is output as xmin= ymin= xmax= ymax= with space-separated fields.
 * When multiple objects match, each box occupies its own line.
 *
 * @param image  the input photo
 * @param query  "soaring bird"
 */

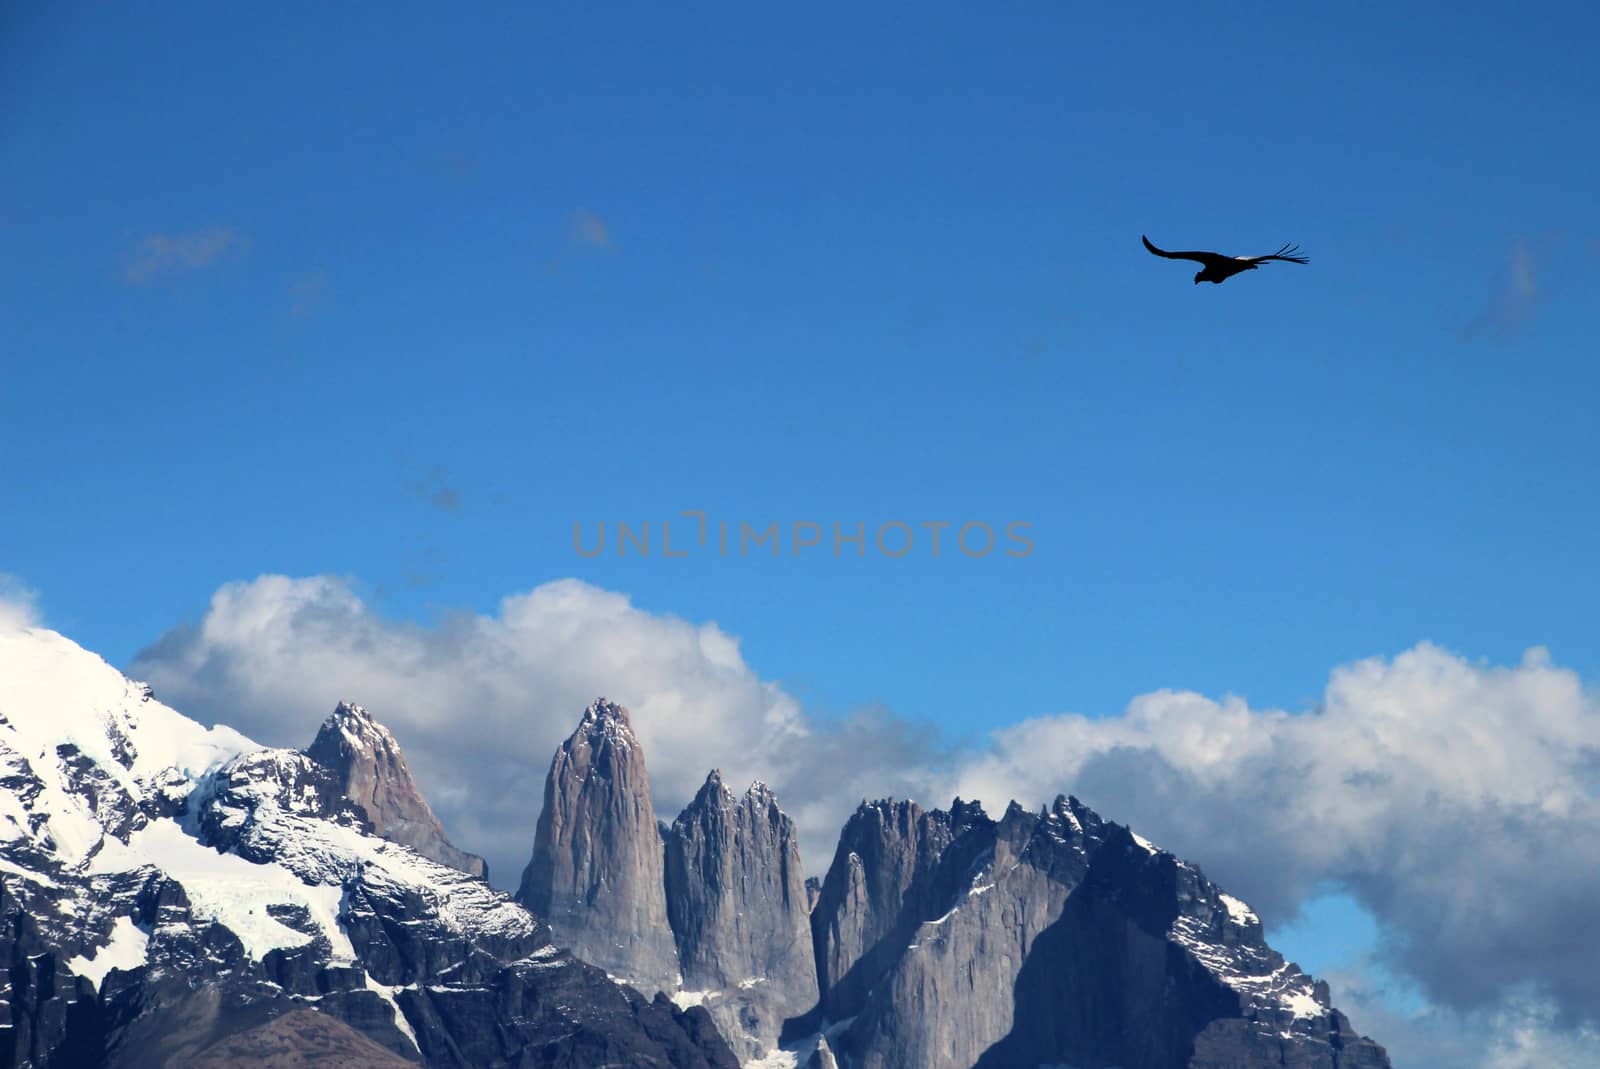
xmin=1142 ymin=234 xmax=1309 ymax=285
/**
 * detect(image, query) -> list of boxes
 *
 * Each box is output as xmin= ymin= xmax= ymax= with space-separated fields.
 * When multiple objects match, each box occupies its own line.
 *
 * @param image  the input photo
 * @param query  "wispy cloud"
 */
xmin=403 ymin=465 xmax=462 ymax=512
xmin=123 ymin=225 xmax=249 ymax=285
xmin=1458 ymin=240 xmax=1541 ymax=343
xmin=0 ymin=574 xmax=39 ymax=632
xmin=288 ymin=269 xmax=331 ymax=320
xmin=569 ymin=208 xmax=613 ymax=250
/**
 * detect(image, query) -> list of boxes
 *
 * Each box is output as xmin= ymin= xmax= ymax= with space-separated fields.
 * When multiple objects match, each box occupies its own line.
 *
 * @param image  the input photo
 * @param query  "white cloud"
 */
xmin=129 ymin=575 xmax=930 ymax=890
xmin=0 ymin=573 xmax=40 ymax=632
xmin=288 ymin=268 xmax=330 ymax=319
xmin=127 ymin=576 xmax=1600 ymax=1054
xmin=946 ymin=643 xmax=1600 ymax=1028
xmin=1458 ymin=239 xmax=1542 ymax=343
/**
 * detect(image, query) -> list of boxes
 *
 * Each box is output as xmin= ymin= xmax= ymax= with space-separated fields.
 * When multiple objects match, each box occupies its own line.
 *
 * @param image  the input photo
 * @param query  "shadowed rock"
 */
xmin=805 ymin=794 xmax=1391 ymax=1069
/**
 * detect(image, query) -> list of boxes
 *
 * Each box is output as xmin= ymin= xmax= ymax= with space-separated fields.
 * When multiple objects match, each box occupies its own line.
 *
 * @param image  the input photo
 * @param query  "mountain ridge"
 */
xmin=0 ymin=623 xmax=1391 ymax=1069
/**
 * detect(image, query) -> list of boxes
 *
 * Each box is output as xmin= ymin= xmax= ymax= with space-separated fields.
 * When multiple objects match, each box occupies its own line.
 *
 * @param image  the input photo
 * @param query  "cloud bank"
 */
xmin=949 ymin=644 xmax=1600 ymax=1024
xmin=129 ymin=575 xmax=938 ymax=890
xmin=127 ymin=574 xmax=1600 ymax=1063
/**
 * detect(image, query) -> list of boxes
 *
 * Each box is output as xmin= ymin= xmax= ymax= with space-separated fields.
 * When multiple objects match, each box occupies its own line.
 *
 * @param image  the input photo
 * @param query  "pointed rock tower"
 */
xmin=664 ymin=771 xmax=819 ymax=1056
xmin=306 ymin=701 xmax=488 ymax=878
xmin=516 ymin=698 xmax=680 ymax=993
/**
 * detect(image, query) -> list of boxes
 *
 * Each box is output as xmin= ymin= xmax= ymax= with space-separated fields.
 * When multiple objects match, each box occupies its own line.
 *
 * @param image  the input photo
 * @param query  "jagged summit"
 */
xmin=323 ymin=699 xmax=380 ymax=740
xmin=679 ymin=769 xmax=778 ymax=817
xmin=696 ymin=767 xmax=735 ymax=799
xmin=576 ymin=696 xmax=636 ymax=739
xmin=305 ymin=699 xmax=488 ymax=879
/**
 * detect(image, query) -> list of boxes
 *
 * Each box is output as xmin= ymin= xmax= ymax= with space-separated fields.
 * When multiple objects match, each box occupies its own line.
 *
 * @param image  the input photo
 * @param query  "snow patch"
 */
xmin=742 ymin=1017 xmax=855 ymax=1069
xmin=66 ymin=916 xmax=149 ymax=989
xmin=102 ymin=821 xmax=346 ymax=960
xmin=1282 ymin=989 xmax=1324 ymax=1019
xmin=1219 ymin=892 xmax=1257 ymax=926
xmin=365 ymin=973 xmax=420 ymax=1051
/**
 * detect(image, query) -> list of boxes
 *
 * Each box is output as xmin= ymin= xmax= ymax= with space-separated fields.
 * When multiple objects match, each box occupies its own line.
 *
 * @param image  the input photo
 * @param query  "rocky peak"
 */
xmin=690 ymin=767 xmax=737 ymax=808
xmin=575 ymin=696 xmax=636 ymax=749
xmin=516 ymin=698 xmax=680 ymax=994
xmin=304 ymin=701 xmax=487 ymax=879
xmin=663 ymin=772 xmax=818 ymax=1056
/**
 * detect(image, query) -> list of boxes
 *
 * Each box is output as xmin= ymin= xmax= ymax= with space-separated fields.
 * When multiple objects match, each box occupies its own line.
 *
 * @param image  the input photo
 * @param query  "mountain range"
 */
xmin=0 ymin=625 xmax=1391 ymax=1068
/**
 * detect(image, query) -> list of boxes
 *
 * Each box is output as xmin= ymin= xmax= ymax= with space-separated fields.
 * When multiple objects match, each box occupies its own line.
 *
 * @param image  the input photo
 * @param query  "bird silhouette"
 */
xmin=1142 ymin=235 xmax=1309 ymax=285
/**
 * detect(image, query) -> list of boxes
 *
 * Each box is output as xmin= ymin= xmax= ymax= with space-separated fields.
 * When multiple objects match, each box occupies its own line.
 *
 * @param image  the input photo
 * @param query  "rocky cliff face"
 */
xmin=515 ymin=698 xmax=681 ymax=994
xmin=806 ymin=797 xmax=992 ymax=1026
xmin=664 ymin=771 xmax=819 ymax=1057
xmin=804 ymin=795 xmax=1390 ymax=1069
xmin=0 ymin=628 xmax=737 ymax=1069
xmin=305 ymin=701 xmax=487 ymax=879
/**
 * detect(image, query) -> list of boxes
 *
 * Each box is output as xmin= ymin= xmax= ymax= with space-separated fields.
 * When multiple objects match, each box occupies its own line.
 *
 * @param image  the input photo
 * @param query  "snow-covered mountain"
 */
xmin=0 ymin=627 xmax=736 ymax=1068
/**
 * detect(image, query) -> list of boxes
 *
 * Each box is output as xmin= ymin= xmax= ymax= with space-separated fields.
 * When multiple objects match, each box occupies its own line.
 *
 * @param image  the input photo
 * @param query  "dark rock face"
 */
xmin=807 ymin=796 xmax=993 ymax=1025
xmin=0 ymin=879 xmax=105 ymax=1069
xmin=516 ymin=699 xmax=680 ymax=994
xmin=664 ymin=771 xmax=819 ymax=1057
xmin=306 ymin=702 xmax=488 ymax=879
xmin=803 ymin=795 xmax=1391 ymax=1069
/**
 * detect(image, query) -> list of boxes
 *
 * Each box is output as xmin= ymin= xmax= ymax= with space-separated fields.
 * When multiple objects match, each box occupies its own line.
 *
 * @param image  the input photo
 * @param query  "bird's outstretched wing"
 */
xmin=1142 ymin=235 xmax=1227 ymax=267
xmin=1247 ymin=243 xmax=1310 ymax=265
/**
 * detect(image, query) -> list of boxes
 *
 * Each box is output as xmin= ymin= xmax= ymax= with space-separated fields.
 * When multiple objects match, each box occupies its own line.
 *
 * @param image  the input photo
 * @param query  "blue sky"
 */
xmin=3 ymin=6 xmax=1599 ymax=1062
